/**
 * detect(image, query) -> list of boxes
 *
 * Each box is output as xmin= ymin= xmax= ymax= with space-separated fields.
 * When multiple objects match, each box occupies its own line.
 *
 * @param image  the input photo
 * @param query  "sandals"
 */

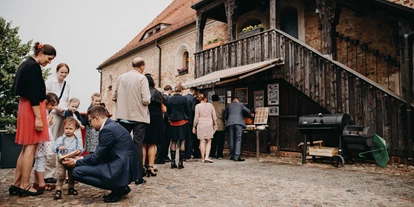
xmin=54 ymin=190 xmax=62 ymax=200
xmin=68 ymin=188 xmax=78 ymax=195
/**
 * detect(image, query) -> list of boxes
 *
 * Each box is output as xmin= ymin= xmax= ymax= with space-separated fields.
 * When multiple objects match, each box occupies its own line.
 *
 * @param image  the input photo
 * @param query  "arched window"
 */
xmin=176 ymin=44 xmax=191 ymax=75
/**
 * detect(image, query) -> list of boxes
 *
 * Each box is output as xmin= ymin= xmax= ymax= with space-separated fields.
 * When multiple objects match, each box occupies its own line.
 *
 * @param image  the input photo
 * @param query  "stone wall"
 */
xmin=100 ymin=20 xmax=227 ymax=115
xmin=305 ymin=6 xmax=402 ymax=94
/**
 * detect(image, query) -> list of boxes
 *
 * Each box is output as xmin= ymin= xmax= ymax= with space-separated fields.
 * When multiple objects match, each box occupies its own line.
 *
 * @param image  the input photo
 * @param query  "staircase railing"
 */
xmin=194 ymin=28 xmax=412 ymax=156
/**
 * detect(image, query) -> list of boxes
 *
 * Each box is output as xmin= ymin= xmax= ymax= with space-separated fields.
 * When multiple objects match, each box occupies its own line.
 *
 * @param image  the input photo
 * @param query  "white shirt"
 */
xmin=45 ymin=75 xmax=70 ymax=115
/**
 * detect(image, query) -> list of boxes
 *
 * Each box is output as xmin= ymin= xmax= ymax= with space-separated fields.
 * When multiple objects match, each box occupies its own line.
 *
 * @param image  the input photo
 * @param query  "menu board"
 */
xmin=254 ymin=107 xmax=269 ymax=124
xmin=235 ymin=88 xmax=248 ymax=104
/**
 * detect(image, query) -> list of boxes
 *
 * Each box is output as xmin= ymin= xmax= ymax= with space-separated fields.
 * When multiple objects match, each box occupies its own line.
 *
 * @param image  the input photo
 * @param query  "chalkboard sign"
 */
xmin=235 ymin=88 xmax=248 ymax=104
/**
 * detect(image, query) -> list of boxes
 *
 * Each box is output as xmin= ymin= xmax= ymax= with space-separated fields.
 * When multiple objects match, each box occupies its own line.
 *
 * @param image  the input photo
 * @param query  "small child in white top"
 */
xmin=33 ymin=92 xmax=60 ymax=192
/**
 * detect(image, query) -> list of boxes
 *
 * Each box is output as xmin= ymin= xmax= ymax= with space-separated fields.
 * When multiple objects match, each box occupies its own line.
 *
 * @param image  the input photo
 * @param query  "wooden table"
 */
xmin=243 ymin=129 xmax=277 ymax=160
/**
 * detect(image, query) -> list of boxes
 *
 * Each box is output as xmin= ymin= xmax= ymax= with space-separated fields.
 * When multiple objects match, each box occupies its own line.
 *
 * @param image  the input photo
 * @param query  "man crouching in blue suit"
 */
xmin=62 ymin=106 xmax=138 ymax=203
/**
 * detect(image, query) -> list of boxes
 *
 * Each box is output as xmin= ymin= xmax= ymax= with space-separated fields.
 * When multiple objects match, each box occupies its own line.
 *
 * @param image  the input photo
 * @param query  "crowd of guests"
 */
xmin=8 ymin=42 xmax=254 ymax=203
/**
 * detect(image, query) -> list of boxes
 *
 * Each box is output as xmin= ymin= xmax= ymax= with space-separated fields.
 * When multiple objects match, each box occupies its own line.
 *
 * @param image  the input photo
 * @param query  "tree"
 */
xmin=0 ymin=17 xmax=32 ymax=129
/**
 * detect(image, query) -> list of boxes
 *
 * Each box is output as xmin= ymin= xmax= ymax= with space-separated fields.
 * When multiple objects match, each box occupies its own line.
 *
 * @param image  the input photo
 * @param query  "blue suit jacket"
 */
xmin=76 ymin=119 xmax=138 ymax=189
xmin=224 ymin=102 xmax=251 ymax=128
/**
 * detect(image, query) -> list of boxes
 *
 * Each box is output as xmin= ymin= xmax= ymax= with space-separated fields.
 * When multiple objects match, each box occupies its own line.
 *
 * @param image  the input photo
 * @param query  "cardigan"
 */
xmin=12 ymin=57 xmax=46 ymax=106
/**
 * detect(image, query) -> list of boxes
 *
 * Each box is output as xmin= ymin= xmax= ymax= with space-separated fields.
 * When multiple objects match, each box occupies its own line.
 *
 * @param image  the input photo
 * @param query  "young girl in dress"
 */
xmin=85 ymin=93 xmax=102 ymax=153
xmin=32 ymin=92 xmax=59 ymax=192
xmin=53 ymin=117 xmax=83 ymax=200
xmin=64 ymin=98 xmax=85 ymax=141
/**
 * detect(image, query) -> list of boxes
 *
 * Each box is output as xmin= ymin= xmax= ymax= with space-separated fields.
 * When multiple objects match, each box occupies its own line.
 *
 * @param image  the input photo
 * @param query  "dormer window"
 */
xmin=141 ymin=23 xmax=170 ymax=40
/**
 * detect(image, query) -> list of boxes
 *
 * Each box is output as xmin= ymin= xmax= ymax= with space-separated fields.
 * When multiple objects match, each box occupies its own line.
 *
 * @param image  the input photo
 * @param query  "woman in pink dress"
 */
xmin=192 ymin=94 xmax=218 ymax=163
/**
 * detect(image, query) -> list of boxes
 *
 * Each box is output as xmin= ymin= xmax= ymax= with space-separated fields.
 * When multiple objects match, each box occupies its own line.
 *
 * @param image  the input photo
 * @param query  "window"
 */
xmin=176 ymin=44 xmax=191 ymax=76
xmin=140 ymin=23 xmax=171 ymax=41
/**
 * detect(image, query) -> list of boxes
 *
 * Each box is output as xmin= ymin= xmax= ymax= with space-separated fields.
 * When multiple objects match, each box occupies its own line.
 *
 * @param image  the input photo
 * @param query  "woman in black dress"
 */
xmin=143 ymin=74 xmax=165 ymax=176
xmin=167 ymin=84 xmax=190 ymax=169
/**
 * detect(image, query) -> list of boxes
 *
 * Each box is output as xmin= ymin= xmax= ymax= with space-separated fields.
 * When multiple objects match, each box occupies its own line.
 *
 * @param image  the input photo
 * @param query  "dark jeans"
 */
xmin=185 ymin=124 xmax=200 ymax=159
xmin=119 ymin=122 xmax=146 ymax=181
xmin=227 ymin=125 xmax=243 ymax=159
xmin=211 ymin=131 xmax=225 ymax=158
xmin=156 ymin=119 xmax=170 ymax=161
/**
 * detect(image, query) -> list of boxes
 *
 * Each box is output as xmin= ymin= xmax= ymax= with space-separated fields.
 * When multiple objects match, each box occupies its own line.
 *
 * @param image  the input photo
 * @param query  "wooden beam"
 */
xmin=316 ymin=0 xmax=337 ymax=57
xmin=196 ymin=11 xmax=207 ymax=53
xmin=224 ymin=0 xmax=236 ymax=41
xmin=269 ymin=0 xmax=277 ymax=30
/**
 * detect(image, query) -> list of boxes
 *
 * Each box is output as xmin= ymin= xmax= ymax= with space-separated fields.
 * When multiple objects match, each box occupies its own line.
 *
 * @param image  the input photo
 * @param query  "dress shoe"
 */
xmin=18 ymin=186 xmax=44 ymax=197
xmin=103 ymin=186 xmax=131 ymax=198
xmin=103 ymin=193 xmax=123 ymax=203
xmin=135 ymin=179 xmax=146 ymax=185
xmin=44 ymin=178 xmax=57 ymax=183
xmin=9 ymin=185 xmax=19 ymax=196
xmin=234 ymin=158 xmax=245 ymax=162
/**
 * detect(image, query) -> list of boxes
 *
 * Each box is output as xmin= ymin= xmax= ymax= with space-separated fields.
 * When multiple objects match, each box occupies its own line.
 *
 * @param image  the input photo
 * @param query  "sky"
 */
xmin=0 ymin=0 xmax=173 ymax=111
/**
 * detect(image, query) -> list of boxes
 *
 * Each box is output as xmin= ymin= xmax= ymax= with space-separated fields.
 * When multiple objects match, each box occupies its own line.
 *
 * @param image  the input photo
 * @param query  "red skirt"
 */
xmin=15 ymin=97 xmax=49 ymax=145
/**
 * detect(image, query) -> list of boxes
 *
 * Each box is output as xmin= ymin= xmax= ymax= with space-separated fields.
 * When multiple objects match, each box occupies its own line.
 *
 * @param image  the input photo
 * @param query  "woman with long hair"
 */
xmin=10 ymin=42 xmax=56 ymax=196
xmin=143 ymin=74 xmax=165 ymax=176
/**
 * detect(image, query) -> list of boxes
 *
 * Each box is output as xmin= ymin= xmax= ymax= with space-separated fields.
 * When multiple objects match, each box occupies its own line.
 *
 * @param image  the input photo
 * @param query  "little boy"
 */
xmin=53 ymin=117 xmax=83 ymax=200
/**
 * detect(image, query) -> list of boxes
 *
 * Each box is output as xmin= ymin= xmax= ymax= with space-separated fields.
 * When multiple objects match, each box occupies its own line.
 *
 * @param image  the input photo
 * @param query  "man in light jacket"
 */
xmin=112 ymin=57 xmax=150 ymax=185
xmin=211 ymin=94 xmax=225 ymax=159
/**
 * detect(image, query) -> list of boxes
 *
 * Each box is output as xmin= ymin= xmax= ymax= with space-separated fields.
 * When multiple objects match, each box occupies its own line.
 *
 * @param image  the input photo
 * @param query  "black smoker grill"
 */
xmin=298 ymin=113 xmax=351 ymax=165
xmin=342 ymin=125 xmax=375 ymax=160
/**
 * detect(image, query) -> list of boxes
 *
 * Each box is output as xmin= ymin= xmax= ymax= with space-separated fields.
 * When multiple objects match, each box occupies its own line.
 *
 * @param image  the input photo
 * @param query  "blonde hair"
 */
xmin=68 ymin=97 xmax=80 ymax=106
xmin=91 ymin=93 xmax=101 ymax=100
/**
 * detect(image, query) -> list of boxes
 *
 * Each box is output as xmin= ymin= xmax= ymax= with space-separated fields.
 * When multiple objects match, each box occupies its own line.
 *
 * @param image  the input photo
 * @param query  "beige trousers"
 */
xmin=44 ymin=113 xmax=64 ymax=179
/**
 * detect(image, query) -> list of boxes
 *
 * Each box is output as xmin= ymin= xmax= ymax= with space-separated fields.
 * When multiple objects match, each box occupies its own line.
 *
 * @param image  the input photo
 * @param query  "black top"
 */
xmin=12 ymin=57 xmax=46 ymax=106
xmin=184 ymin=93 xmax=197 ymax=124
xmin=64 ymin=110 xmax=88 ymax=126
xmin=167 ymin=94 xmax=190 ymax=121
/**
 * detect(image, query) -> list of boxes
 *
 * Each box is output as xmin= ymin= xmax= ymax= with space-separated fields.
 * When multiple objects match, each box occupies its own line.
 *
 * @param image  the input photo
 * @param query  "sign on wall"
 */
xmin=267 ymin=83 xmax=279 ymax=105
xmin=235 ymin=87 xmax=248 ymax=104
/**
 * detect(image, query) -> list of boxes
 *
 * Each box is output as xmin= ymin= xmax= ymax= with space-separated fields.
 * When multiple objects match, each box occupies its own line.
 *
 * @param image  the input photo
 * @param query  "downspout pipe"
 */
xmin=156 ymin=41 xmax=162 ymax=88
xmin=403 ymin=32 xmax=414 ymax=162
xmin=97 ymin=68 xmax=102 ymax=94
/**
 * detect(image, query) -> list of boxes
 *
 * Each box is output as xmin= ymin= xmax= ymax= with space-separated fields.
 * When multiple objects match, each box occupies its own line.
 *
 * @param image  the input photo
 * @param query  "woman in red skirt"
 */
xmin=9 ymin=42 xmax=56 ymax=196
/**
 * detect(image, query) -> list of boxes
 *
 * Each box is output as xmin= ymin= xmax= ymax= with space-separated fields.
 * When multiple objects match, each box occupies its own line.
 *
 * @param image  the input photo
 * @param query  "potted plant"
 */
xmin=177 ymin=66 xmax=188 ymax=75
xmin=239 ymin=23 xmax=264 ymax=39
xmin=203 ymin=37 xmax=224 ymax=50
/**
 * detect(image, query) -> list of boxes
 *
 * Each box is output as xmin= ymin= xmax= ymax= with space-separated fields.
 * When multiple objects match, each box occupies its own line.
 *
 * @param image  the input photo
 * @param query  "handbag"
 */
xmin=161 ymin=103 xmax=167 ymax=113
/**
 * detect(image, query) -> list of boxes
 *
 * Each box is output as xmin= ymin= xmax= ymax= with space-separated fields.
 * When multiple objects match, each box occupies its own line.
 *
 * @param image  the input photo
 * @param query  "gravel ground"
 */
xmin=1 ymin=153 xmax=413 ymax=207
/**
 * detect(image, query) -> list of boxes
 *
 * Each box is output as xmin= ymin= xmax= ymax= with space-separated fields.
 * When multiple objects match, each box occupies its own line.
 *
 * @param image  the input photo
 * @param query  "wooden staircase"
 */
xmin=195 ymin=29 xmax=411 ymax=156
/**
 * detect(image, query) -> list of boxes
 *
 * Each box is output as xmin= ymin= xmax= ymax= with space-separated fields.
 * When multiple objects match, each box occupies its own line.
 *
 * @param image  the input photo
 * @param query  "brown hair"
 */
xmin=63 ymin=117 xmax=79 ymax=129
xmin=87 ymin=106 xmax=108 ymax=119
xmin=56 ymin=63 xmax=70 ymax=73
xmin=196 ymin=93 xmax=207 ymax=102
xmin=164 ymin=85 xmax=172 ymax=91
xmin=68 ymin=97 xmax=80 ymax=106
xmin=91 ymin=93 xmax=101 ymax=100
xmin=33 ymin=42 xmax=56 ymax=56
xmin=175 ymin=84 xmax=184 ymax=92
xmin=46 ymin=92 xmax=59 ymax=106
